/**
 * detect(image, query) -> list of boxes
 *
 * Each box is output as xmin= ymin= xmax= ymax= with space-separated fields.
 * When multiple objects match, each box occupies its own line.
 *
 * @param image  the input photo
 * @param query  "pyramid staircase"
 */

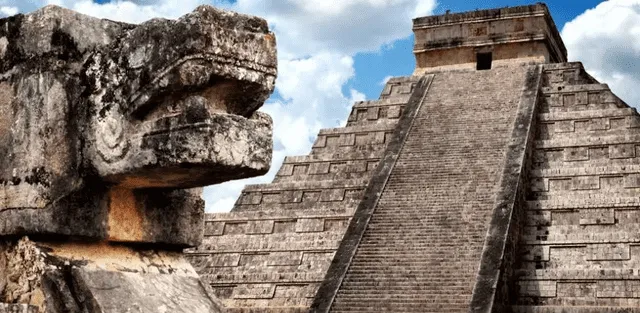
xmin=320 ymin=64 xmax=541 ymax=312
xmin=185 ymin=77 xmax=420 ymax=312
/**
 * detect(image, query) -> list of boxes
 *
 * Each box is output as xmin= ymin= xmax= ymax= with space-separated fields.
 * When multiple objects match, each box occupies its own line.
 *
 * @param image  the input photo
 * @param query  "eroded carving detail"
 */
xmin=0 ymin=4 xmax=276 ymax=312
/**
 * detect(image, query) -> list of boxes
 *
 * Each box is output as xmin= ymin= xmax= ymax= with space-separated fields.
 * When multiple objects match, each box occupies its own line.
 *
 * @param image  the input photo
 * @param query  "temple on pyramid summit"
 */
xmin=185 ymin=3 xmax=640 ymax=313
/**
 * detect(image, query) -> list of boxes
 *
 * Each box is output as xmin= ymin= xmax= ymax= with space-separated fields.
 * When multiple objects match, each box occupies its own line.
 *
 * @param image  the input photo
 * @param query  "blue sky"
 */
xmin=350 ymin=0 xmax=606 ymax=101
xmin=3 ymin=0 xmax=639 ymax=212
xmin=60 ymin=0 xmax=611 ymax=102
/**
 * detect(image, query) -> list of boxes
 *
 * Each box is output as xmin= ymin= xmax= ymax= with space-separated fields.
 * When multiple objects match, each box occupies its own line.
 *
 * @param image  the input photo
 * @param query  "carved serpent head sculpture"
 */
xmin=0 ymin=5 xmax=276 ymax=245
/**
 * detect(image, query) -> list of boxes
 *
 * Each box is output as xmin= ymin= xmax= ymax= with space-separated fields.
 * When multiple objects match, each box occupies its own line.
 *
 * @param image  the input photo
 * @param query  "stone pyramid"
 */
xmin=187 ymin=3 xmax=640 ymax=312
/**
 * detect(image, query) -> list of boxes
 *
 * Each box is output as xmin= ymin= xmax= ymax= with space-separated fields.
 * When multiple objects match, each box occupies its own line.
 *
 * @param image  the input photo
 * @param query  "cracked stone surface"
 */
xmin=0 ymin=4 xmax=276 ymax=313
xmin=0 ymin=4 xmax=276 ymax=243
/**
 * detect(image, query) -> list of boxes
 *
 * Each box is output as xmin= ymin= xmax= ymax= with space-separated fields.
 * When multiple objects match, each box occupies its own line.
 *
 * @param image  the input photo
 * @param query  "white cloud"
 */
xmin=205 ymin=53 xmax=365 ymax=212
xmin=204 ymin=0 xmax=431 ymax=212
xmin=1 ymin=0 xmax=49 ymax=16
xmin=3 ymin=0 xmax=436 ymax=213
xmin=562 ymin=0 xmax=640 ymax=107
xmin=71 ymin=0 xmax=210 ymax=23
xmin=0 ymin=6 xmax=18 ymax=16
xmin=1 ymin=0 xmax=213 ymax=21
xmin=380 ymin=75 xmax=393 ymax=86
xmin=232 ymin=0 xmax=437 ymax=58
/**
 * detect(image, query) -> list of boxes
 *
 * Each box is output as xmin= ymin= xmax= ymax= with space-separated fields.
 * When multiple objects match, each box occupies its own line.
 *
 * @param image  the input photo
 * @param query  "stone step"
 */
xmin=224 ymin=298 xmax=313 ymax=311
xmin=198 ymin=214 xmax=351 ymax=238
xmin=331 ymin=306 xmax=468 ymax=312
xmin=310 ymin=143 xmax=389 ymax=157
xmin=540 ymin=128 xmax=640 ymax=145
xmin=347 ymin=240 xmax=485 ymax=246
xmin=227 ymin=308 xmax=308 ymax=313
xmin=542 ymin=83 xmax=613 ymax=95
xmin=197 ymin=231 xmax=344 ymax=253
xmin=274 ymin=168 xmax=374 ymax=183
xmin=341 ymin=269 xmax=476 ymax=277
xmin=352 ymin=223 xmax=489 ymax=232
xmin=309 ymin=123 xmax=396 ymax=156
xmin=521 ymin=227 xmax=640 ymax=245
xmin=539 ymin=107 xmax=637 ymax=122
xmin=205 ymin=208 xmax=354 ymax=222
xmin=331 ymin=308 xmax=467 ymax=313
xmin=540 ymin=82 xmax=622 ymax=103
xmin=334 ymin=292 xmax=471 ymax=299
xmin=532 ymin=155 xmax=640 ymax=170
xmin=531 ymin=189 xmax=640 ymax=199
xmin=540 ymin=84 xmax=629 ymax=114
xmin=353 ymin=98 xmax=407 ymax=109
xmin=333 ymin=297 xmax=470 ymax=303
xmin=530 ymin=163 xmax=640 ymax=178
xmin=288 ymin=146 xmax=387 ymax=163
xmin=281 ymin=151 xmax=385 ymax=164
xmin=516 ymin=269 xmax=640 ymax=280
xmin=346 ymin=99 xmax=406 ymax=127
xmin=348 ymin=253 xmax=481 ymax=260
xmin=314 ymin=121 xmax=398 ymax=136
xmin=535 ymin=133 xmax=640 ymax=149
xmin=197 ymin=210 xmax=352 ymax=237
xmin=538 ymin=113 xmax=639 ymax=137
xmin=543 ymin=62 xmax=597 ymax=88
xmin=274 ymin=152 xmax=384 ymax=181
xmin=237 ymin=178 xmax=368 ymax=198
xmin=512 ymin=306 xmax=640 ymax=313
xmin=189 ymin=250 xmax=334 ymax=270
xmin=201 ymin=271 xmax=327 ymax=284
xmin=335 ymin=256 xmax=477 ymax=266
xmin=335 ymin=289 xmax=471 ymax=297
xmin=231 ymin=178 xmax=368 ymax=212
xmin=527 ymin=197 xmax=640 ymax=210
xmin=346 ymin=251 xmax=481 ymax=258
xmin=230 ymin=199 xmax=360 ymax=214
xmin=331 ymin=298 xmax=469 ymax=312
xmin=274 ymin=153 xmax=381 ymax=183
xmin=197 ymin=259 xmax=332 ymax=275
xmin=521 ymin=208 xmax=631 ymax=227
xmin=331 ymin=304 xmax=452 ymax=313
xmin=378 ymin=76 xmax=418 ymax=101
xmin=332 ymin=285 xmax=471 ymax=292
xmin=541 ymin=102 xmax=628 ymax=114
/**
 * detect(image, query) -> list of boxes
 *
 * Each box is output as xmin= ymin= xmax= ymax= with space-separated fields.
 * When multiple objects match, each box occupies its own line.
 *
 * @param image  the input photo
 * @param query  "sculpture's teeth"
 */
xmin=198 ymin=84 xmax=234 ymax=115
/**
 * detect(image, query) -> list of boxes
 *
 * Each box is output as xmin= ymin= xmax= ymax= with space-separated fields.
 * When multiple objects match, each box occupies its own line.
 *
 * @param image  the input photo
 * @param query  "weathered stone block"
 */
xmin=0 ymin=304 xmax=37 ymax=313
xmin=233 ymin=284 xmax=276 ymax=299
xmin=71 ymin=268 xmax=224 ymax=313
xmin=563 ymin=147 xmax=589 ymax=161
xmin=0 ymin=4 xmax=276 ymax=245
xmin=609 ymin=144 xmax=636 ymax=159
xmin=0 ymin=3 xmax=278 ymax=312
xmin=579 ymin=209 xmax=615 ymax=225
xmin=555 ymin=121 xmax=574 ymax=133
xmin=0 ymin=238 xmax=225 ymax=313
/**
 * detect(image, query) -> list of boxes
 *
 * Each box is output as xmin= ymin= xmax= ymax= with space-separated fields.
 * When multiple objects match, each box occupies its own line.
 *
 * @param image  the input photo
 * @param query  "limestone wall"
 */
xmin=512 ymin=63 xmax=640 ymax=312
xmin=413 ymin=3 xmax=566 ymax=70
